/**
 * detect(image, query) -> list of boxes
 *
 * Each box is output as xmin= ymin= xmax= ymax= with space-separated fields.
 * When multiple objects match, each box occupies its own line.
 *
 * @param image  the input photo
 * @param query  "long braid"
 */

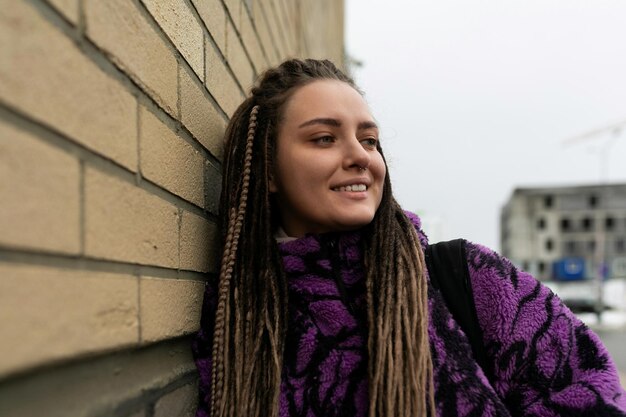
xmin=213 ymin=96 xmax=288 ymax=417
xmin=212 ymin=58 xmax=436 ymax=417
xmin=211 ymin=106 xmax=259 ymax=417
xmin=364 ymin=184 xmax=436 ymax=417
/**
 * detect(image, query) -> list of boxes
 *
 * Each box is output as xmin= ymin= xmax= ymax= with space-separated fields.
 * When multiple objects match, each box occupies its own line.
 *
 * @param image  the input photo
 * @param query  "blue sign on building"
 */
xmin=553 ymin=258 xmax=586 ymax=281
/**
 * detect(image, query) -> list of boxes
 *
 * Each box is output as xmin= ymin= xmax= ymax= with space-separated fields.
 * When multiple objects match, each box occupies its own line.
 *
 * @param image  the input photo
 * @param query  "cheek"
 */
xmin=372 ymin=153 xmax=387 ymax=182
xmin=274 ymin=150 xmax=320 ymax=195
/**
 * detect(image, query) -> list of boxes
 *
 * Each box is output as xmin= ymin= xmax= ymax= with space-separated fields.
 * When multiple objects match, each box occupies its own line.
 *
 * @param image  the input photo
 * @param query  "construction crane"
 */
xmin=562 ymin=119 xmax=626 ymax=146
xmin=562 ymin=118 xmax=626 ymax=178
xmin=562 ymin=118 xmax=626 ymax=323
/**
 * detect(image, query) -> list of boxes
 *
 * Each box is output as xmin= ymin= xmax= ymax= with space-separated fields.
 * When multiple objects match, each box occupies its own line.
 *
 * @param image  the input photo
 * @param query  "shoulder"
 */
xmin=463 ymin=240 xmax=556 ymax=339
xmin=463 ymin=241 xmax=626 ymax=413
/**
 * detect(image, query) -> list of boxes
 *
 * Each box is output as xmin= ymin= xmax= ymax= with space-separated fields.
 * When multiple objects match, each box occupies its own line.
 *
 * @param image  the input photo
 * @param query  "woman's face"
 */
xmin=270 ymin=79 xmax=386 ymax=237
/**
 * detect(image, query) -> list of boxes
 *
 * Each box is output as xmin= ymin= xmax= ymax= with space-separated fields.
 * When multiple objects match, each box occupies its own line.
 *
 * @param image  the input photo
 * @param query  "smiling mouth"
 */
xmin=332 ymin=184 xmax=368 ymax=192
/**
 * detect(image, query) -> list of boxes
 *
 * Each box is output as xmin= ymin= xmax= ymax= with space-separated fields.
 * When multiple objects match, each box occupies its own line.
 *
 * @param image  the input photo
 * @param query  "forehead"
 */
xmin=282 ymin=80 xmax=373 ymax=124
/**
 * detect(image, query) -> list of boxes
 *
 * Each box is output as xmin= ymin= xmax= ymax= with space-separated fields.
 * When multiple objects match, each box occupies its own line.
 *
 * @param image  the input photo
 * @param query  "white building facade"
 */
xmin=501 ymin=184 xmax=626 ymax=281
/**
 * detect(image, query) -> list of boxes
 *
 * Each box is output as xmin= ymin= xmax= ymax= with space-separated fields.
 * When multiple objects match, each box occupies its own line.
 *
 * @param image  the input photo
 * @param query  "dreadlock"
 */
xmin=211 ymin=58 xmax=436 ymax=417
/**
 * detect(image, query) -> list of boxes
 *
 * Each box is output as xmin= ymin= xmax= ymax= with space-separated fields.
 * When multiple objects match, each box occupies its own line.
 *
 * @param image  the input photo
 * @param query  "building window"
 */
xmin=605 ymin=216 xmax=615 ymax=230
xmin=537 ymin=218 xmax=546 ymax=230
xmin=564 ymin=240 xmax=576 ymax=255
xmin=589 ymin=195 xmax=598 ymax=208
xmin=561 ymin=218 xmax=571 ymax=232
xmin=545 ymin=239 xmax=554 ymax=251
xmin=617 ymin=239 xmax=625 ymax=253
xmin=582 ymin=217 xmax=594 ymax=231
xmin=522 ymin=261 xmax=529 ymax=271
xmin=587 ymin=240 xmax=596 ymax=252
xmin=544 ymin=195 xmax=553 ymax=208
xmin=538 ymin=261 xmax=545 ymax=274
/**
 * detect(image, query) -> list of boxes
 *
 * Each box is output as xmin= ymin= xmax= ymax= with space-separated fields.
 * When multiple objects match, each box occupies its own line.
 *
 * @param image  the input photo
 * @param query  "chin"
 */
xmin=334 ymin=212 xmax=376 ymax=230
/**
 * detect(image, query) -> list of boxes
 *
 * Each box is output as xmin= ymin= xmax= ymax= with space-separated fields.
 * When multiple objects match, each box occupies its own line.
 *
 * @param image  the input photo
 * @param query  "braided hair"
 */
xmin=212 ymin=58 xmax=435 ymax=417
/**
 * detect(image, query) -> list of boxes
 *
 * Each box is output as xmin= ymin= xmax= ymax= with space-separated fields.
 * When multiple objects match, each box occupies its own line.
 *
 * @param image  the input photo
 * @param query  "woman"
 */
xmin=193 ymin=59 xmax=626 ymax=417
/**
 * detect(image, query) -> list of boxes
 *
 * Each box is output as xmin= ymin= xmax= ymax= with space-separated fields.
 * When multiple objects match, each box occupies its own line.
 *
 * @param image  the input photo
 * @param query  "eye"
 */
xmin=360 ymin=137 xmax=378 ymax=149
xmin=313 ymin=136 xmax=335 ymax=145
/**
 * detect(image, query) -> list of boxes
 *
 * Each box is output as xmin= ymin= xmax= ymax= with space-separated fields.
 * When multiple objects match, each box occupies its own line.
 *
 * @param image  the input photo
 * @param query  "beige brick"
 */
xmin=285 ymin=0 xmax=299 ymax=55
xmin=223 ymin=0 xmax=242 ymax=30
xmin=258 ymin=0 xmax=287 ymax=59
xmin=153 ymin=382 xmax=198 ymax=417
xmin=85 ymin=0 xmax=178 ymax=116
xmin=281 ymin=0 xmax=295 ymax=29
xmin=285 ymin=0 xmax=299 ymax=54
xmin=240 ymin=10 xmax=268 ymax=75
xmin=0 ymin=122 xmax=80 ymax=254
xmin=295 ymin=2 xmax=311 ymax=56
xmin=226 ymin=22 xmax=255 ymax=90
xmin=298 ymin=0 xmax=344 ymax=64
xmin=271 ymin=0 xmax=294 ymax=55
xmin=254 ymin=2 xmax=281 ymax=66
xmin=179 ymin=66 xmax=226 ymax=158
xmin=205 ymin=41 xmax=244 ymax=117
xmin=204 ymin=160 xmax=221 ymax=214
xmin=84 ymin=167 xmax=179 ymax=268
xmin=139 ymin=107 xmax=204 ymax=206
xmin=191 ymin=0 xmax=227 ymax=54
xmin=140 ymin=277 xmax=204 ymax=343
xmin=0 ymin=338 xmax=195 ymax=417
xmin=250 ymin=0 xmax=261 ymax=22
xmin=180 ymin=211 xmax=218 ymax=273
xmin=0 ymin=1 xmax=137 ymax=171
xmin=0 ymin=263 xmax=138 ymax=376
xmin=142 ymin=0 xmax=204 ymax=79
xmin=48 ymin=0 xmax=79 ymax=24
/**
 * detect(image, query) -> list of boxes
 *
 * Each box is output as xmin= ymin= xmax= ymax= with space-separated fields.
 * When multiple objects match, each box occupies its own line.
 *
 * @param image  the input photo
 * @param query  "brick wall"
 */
xmin=0 ymin=1 xmax=344 ymax=416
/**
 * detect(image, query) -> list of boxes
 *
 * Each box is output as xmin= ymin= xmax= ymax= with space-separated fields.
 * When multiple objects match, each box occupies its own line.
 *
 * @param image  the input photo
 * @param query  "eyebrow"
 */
xmin=298 ymin=117 xmax=378 ymax=130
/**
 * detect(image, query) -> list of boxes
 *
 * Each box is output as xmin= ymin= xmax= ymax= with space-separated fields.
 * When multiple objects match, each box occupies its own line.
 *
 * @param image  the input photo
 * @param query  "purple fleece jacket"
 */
xmin=193 ymin=212 xmax=626 ymax=416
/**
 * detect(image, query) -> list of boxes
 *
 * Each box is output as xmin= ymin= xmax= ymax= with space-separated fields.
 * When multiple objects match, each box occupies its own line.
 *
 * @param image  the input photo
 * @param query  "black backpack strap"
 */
xmin=425 ymin=239 xmax=492 ymax=381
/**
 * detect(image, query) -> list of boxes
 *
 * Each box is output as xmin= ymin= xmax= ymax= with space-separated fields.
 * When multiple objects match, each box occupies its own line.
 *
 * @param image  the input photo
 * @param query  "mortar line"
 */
xmin=136 ymin=100 xmax=143 ymax=185
xmin=31 ymin=0 xmax=228 ymax=162
xmin=202 ymin=32 xmax=207 ymax=85
xmin=77 ymin=0 xmax=86 ymax=35
xmin=79 ymin=160 xmax=86 ymax=255
xmin=137 ymin=273 xmax=143 ymax=344
xmin=269 ymin=0 xmax=292 ymax=54
xmin=242 ymin=3 xmax=271 ymax=69
xmin=177 ymin=59 xmax=182 ymax=121
xmin=202 ymin=22 xmax=207 ymax=85
xmin=0 ymin=246 xmax=215 ymax=282
xmin=178 ymin=207 xmax=183 ymax=275
xmin=132 ymin=0 xmax=232 ymax=121
xmin=256 ymin=0 xmax=283 ymax=63
xmin=0 ymin=104 xmax=219 ymax=220
xmin=218 ymin=0 xmax=260 ymax=90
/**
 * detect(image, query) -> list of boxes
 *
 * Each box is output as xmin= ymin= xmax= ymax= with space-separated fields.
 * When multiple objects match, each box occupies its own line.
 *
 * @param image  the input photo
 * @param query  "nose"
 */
xmin=342 ymin=135 xmax=371 ymax=171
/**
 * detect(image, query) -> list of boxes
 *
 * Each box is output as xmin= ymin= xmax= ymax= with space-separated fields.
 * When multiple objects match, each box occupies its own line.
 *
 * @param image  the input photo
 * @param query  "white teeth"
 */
xmin=333 ymin=184 xmax=367 ymax=192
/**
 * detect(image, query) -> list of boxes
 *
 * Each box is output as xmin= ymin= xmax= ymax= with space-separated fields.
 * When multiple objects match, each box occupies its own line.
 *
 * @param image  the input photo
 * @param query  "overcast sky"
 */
xmin=346 ymin=0 xmax=626 ymax=250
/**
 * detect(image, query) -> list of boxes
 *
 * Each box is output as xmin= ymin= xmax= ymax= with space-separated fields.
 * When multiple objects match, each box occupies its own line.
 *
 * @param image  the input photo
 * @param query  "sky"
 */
xmin=345 ymin=0 xmax=626 ymax=250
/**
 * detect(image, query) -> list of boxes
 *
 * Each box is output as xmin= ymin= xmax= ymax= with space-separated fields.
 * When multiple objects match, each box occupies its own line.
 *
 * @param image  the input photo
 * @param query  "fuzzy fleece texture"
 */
xmin=192 ymin=212 xmax=626 ymax=416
